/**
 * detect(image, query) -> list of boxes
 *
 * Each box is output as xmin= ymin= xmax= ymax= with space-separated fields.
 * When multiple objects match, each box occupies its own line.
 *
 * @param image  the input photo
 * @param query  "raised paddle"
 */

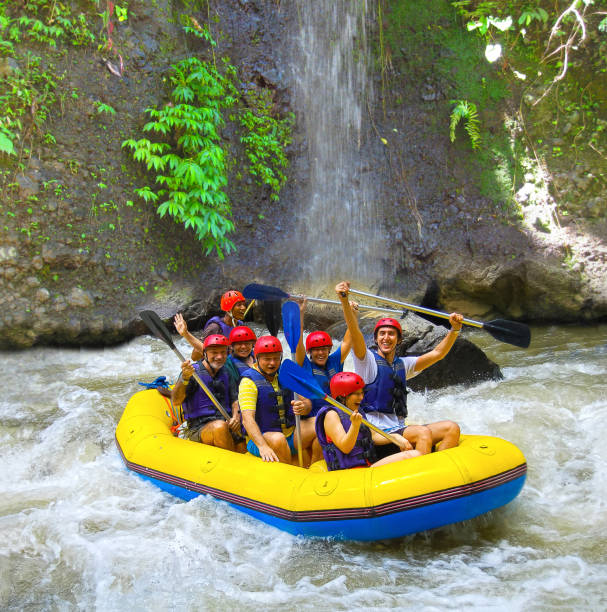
xmin=242 ymin=298 xmax=256 ymax=320
xmin=243 ymin=283 xmax=410 ymax=317
xmin=278 ymin=359 xmax=400 ymax=446
xmin=282 ymin=301 xmax=304 ymax=467
xmin=348 ymin=288 xmax=531 ymax=349
xmin=139 ymin=310 xmax=231 ymax=421
xmin=263 ymin=299 xmax=282 ymax=336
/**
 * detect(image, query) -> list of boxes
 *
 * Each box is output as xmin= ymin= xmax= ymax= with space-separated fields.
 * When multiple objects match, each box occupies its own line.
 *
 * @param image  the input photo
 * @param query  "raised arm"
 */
xmin=338 ymin=301 xmax=357 ymax=363
xmin=174 ymin=313 xmax=205 ymax=361
xmin=336 ymin=281 xmax=366 ymax=360
xmin=414 ymin=313 xmax=463 ymax=373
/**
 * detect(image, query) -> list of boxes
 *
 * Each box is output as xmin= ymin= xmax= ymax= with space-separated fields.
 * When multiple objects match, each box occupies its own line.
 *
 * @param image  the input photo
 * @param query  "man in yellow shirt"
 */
xmin=240 ymin=335 xmax=311 ymax=464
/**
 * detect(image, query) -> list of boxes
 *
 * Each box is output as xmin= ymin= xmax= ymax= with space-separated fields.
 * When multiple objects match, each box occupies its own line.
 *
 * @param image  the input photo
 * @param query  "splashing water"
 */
xmin=1 ymin=324 xmax=606 ymax=609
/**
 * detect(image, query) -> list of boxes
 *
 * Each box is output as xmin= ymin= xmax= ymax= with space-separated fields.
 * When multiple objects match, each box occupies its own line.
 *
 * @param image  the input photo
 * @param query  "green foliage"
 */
xmin=4 ymin=0 xmax=96 ymax=48
xmin=0 ymin=128 xmax=15 ymax=155
xmin=381 ymin=1 xmax=508 ymax=105
xmin=449 ymin=99 xmax=481 ymax=148
xmin=0 ymin=50 xmax=60 ymax=160
xmin=123 ymin=41 xmax=239 ymax=258
xmin=236 ymin=90 xmax=294 ymax=201
xmin=518 ymin=7 xmax=548 ymax=27
xmin=124 ymin=18 xmax=294 ymax=258
xmin=94 ymin=101 xmax=116 ymax=115
xmin=0 ymin=0 xmax=98 ymax=161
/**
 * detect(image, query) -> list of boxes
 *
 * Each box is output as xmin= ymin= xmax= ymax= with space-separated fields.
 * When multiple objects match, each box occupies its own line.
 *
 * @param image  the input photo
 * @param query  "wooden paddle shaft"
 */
xmin=243 ymin=299 xmax=255 ymax=319
xmin=168 ymin=344 xmax=232 ymax=422
xmin=295 ymin=415 xmax=303 ymax=467
xmin=289 ymin=294 xmax=409 ymax=318
xmin=325 ymin=396 xmax=400 ymax=446
xmin=349 ymin=288 xmax=483 ymax=329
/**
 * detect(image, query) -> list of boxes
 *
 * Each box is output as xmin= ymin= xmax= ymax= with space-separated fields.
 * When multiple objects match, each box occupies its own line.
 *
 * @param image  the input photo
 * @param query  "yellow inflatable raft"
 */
xmin=116 ymin=389 xmax=526 ymax=540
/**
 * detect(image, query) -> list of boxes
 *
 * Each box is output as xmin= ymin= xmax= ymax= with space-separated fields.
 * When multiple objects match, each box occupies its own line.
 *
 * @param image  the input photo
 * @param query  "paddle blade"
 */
xmin=140 ymin=310 xmax=176 ymax=350
xmin=282 ymin=301 xmax=301 ymax=354
xmin=263 ymin=300 xmax=282 ymax=336
xmin=483 ymin=319 xmax=531 ymax=348
xmin=279 ymin=359 xmax=326 ymax=401
xmin=243 ymin=283 xmax=290 ymax=301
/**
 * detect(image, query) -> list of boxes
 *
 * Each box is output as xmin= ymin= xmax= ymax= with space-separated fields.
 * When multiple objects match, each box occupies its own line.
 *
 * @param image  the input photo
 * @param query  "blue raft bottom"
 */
xmin=135 ymin=470 xmax=526 ymax=541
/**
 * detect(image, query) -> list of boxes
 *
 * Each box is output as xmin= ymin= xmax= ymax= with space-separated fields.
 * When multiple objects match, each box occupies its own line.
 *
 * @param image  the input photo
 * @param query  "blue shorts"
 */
xmin=247 ymin=431 xmax=296 ymax=458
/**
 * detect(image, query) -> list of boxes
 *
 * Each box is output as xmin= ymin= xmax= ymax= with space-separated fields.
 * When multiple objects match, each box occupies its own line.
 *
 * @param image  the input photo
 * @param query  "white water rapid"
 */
xmin=1 ymin=324 xmax=606 ymax=609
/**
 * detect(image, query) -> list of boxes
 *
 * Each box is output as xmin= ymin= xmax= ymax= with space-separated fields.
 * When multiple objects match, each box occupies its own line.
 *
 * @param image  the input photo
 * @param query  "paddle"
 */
xmin=278 ymin=359 xmax=400 ymax=445
xmin=139 ymin=310 xmax=231 ymax=421
xmin=262 ymin=300 xmax=282 ymax=336
xmin=243 ymin=283 xmax=409 ymax=317
xmin=242 ymin=298 xmax=256 ymax=320
xmin=349 ymin=288 xmax=531 ymax=349
xmin=282 ymin=301 xmax=304 ymax=467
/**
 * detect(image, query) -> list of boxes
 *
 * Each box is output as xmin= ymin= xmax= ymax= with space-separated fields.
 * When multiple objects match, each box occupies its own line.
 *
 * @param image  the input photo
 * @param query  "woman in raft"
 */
xmin=315 ymin=372 xmax=421 ymax=470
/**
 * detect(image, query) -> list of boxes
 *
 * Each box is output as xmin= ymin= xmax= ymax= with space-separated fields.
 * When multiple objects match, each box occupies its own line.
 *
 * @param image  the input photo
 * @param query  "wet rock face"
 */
xmin=1 ymin=0 xmax=606 ymax=353
xmin=400 ymin=319 xmax=502 ymax=391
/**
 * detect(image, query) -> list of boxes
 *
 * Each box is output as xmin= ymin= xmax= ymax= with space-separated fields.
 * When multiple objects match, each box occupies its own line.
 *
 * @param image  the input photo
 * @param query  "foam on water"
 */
xmin=1 ymin=326 xmax=607 ymax=609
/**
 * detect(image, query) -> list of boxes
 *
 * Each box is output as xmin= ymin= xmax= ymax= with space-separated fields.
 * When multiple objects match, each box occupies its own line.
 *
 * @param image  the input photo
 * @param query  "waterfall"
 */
xmin=292 ymin=0 xmax=381 ymax=287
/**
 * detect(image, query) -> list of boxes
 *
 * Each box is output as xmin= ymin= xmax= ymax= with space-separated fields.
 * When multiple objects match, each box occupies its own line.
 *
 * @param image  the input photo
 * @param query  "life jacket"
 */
xmin=183 ymin=362 xmax=232 ymax=421
xmin=305 ymin=359 xmax=341 ymax=418
xmin=315 ymin=406 xmax=376 ymax=470
xmin=227 ymin=353 xmax=253 ymax=377
xmin=205 ymin=315 xmax=242 ymax=339
xmin=241 ymin=367 xmax=294 ymax=434
xmin=360 ymin=351 xmax=408 ymax=418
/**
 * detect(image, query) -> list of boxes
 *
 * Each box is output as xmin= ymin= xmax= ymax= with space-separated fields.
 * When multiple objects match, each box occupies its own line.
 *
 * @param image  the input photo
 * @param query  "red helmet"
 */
xmin=220 ymin=290 xmax=245 ymax=312
xmin=373 ymin=317 xmax=402 ymax=339
xmin=305 ymin=331 xmax=332 ymax=351
xmin=330 ymin=372 xmax=365 ymax=398
xmin=229 ymin=325 xmax=256 ymax=344
xmin=254 ymin=335 xmax=283 ymax=356
xmin=203 ymin=334 xmax=230 ymax=350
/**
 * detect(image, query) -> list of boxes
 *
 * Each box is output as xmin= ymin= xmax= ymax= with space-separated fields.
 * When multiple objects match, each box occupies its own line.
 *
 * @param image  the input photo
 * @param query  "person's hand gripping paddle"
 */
xmin=282 ymin=301 xmax=304 ymax=467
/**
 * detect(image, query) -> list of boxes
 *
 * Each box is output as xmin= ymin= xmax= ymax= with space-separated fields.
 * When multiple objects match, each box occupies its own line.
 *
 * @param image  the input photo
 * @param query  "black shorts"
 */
xmin=374 ymin=427 xmax=407 ymax=460
xmin=185 ymin=415 xmax=245 ymax=443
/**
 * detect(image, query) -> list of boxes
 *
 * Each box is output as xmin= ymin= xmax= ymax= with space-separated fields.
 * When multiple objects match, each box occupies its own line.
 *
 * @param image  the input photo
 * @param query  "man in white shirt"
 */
xmin=335 ymin=281 xmax=463 ymax=455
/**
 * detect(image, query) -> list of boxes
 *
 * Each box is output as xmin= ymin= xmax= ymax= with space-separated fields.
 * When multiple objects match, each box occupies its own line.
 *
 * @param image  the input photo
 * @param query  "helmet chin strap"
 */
xmin=257 ymin=356 xmax=282 ymax=379
xmin=203 ymin=352 xmax=219 ymax=376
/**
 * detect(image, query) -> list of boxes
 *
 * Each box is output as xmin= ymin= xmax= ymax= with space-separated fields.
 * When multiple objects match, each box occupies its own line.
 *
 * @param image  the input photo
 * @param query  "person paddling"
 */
xmin=315 ymin=372 xmax=421 ymax=470
xmin=225 ymin=325 xmax=257 ymax=382
xmin=240 ymin=336 xmax=312 ymax=465
xmin=293 ymin=298 xmax=355 ymax=463
xmin=190 ymin=290 xmax=248 ymax=361
xmin=336 ymin=280 xmax=463 ymax=456
xmin=171 ymin=334 xmax=245 ymax=452
xmin=175 ymin=313 xmax=255 ymax=374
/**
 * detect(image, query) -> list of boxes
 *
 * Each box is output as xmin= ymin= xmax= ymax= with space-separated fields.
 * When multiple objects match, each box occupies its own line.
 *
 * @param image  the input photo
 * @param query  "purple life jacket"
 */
xmin=360 ymin=351 xmax=408 ymax=418
xmin=183 ymin=362 xmax=232 ymax=421
xmin=227 ymin=353 xmax=253 ymax=377
xmin=241 ymin=367 xmax=294 ymax=434
xmin=204 ymin=315 xmax=243 ymax=339
xmin=315 ymin=405 xmax=376 ymax=470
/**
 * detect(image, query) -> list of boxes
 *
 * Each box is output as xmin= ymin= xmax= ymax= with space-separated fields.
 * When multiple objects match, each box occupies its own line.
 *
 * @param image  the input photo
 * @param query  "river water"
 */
xmin=1 ymin=325 xmax=606 ymax=610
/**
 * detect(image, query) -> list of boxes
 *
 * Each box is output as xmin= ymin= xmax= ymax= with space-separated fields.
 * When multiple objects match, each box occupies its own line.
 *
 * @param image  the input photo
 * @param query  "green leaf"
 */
xmin=0 ymin=132 xmax=16 ymax=156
